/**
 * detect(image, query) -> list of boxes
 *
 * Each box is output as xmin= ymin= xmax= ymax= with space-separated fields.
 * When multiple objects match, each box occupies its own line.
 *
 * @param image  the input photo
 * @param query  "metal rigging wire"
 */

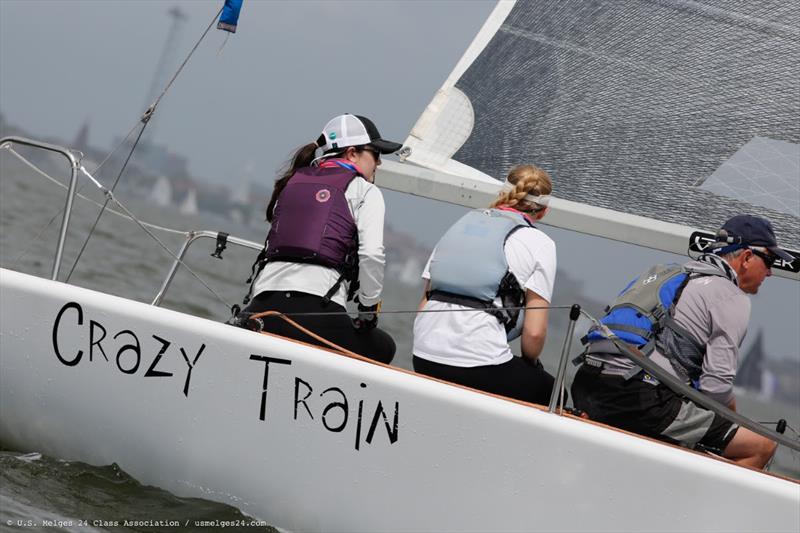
xmin=64 ymin=5 xmax=224 ymax=283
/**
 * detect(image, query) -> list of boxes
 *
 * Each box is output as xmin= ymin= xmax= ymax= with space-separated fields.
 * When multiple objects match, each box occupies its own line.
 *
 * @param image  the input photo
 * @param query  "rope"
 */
xmin=64 ymin=122 xmax=149 ymax=281
xmin=143 ymin=6 xmax=223 ymax=122
xmin=87 ymin=120 xmax=143 ymax=176
xmin=1 ymin=125 xmax=154 ymax=270
xmin=3 ymin=146 xmax=186 ymax=235
xmin=3 ymin=144 xmax=230 ymax=309
xmin=242 ymin=303 xmax=575 ymax=318
xmin=64 ymin=6 xmax=224 ymax=282
xmin=251 ymin=311 xmax=368 ymax=362
xmin=1 ymin=147 xmax=574 ymax=324
xmin=2 ymin=146 xmax=77 ymax=268
xmin=71 ymin=165 xmax=233 ymax=310
xmin=758 ymin=421 xmax=800 ymax=439
xmin=577 ymin=308 xmax=800 ymax=452
xmin=3 ymin=6 xmax=227 ymax=303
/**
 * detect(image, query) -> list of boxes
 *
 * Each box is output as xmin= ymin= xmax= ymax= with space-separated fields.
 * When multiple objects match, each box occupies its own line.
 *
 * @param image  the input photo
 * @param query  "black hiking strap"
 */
xmin=428 ymin=288 xmax=518 ymax=333
xmin=428 ymin=290 xmax=495 ymax=311
xmin=496 ymin=270 xmax=524 ymax=333
xmin=242 ymin=234 xmax=271 ymax=307
xmin=322 ymin=240 xmax=360 ymax=305
xmin=322 ymin=272 xmax=348 ymax=306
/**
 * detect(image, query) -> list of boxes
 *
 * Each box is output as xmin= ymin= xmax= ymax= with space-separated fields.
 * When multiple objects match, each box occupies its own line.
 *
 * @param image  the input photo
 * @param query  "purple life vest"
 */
xmin=265 ymin=166 xmax=359 ymax=274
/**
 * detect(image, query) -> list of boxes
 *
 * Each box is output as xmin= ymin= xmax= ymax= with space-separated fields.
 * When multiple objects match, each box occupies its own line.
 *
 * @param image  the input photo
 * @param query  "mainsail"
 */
xmin=379 ymin=0 xmax=799 ymax=279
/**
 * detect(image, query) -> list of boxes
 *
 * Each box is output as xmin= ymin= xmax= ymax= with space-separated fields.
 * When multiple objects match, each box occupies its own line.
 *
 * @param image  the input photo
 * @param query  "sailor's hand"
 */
xmin=353 ymin=301 xmax=380 ymax=332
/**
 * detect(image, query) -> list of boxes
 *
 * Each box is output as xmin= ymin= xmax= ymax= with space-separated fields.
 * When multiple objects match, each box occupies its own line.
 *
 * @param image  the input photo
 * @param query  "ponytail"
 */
xmin=266 ymin=141 xmax=318 ymax=222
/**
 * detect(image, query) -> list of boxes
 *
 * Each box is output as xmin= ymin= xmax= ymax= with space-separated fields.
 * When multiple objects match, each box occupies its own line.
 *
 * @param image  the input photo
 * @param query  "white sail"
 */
xmin=377 ymin=0 xmax=800 ymax=280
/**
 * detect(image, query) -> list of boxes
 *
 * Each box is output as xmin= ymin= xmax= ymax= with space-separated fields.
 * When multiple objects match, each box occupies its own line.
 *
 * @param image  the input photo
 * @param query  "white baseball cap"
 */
xmin=317 ymin=114 xmax=403 ymax=155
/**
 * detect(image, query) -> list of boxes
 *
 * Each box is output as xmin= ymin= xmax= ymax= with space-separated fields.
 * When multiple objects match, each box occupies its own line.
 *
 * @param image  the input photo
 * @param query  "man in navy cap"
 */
xmin=713 ymin=214 xmax=792 ymax=294
xmin=572 ymin=215 xmax=789 ymax=469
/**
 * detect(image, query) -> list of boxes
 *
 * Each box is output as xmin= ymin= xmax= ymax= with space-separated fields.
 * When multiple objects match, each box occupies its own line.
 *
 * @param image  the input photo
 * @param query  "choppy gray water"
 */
xmin=1 ymin=151 xmax=798 ymax=531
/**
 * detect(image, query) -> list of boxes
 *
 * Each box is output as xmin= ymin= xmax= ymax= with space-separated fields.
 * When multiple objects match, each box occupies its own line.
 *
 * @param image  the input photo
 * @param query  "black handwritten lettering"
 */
xmin=355 ymin=382 xmax=367 ymax=451
xmin=249 ymin=355 xmax=291 ymax=420
xmin=89 ymin=320 xmax=108 ymax=362
xmin=145 ymin=335 xmax=173 ymax=378
xmin=49 ymin=304 xmax=213 ymax=398
xmin=320 ymin=387 xmax=348 ymax=433
xmin=366 ymin=401 xmax=399 ymax=445
xmin=53 ymin=302 xmax=83 ymax=366
xmin=179 ymin=344 xmax=205 ymax=397
xmin=114 ymin=330 xmax=141 ymax=374
xmin=294 ymin=377 xmax=314 ymax=421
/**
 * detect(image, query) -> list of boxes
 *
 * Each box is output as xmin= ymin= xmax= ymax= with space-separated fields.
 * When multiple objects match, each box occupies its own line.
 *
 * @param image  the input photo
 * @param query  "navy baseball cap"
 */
xmin=717 ymin=215 xmax=792 ymax=261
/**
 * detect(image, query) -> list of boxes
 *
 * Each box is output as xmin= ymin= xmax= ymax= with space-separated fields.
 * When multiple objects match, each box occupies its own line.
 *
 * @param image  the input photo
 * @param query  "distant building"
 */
xmin=736 ymin=330 xmax=799 ymax=405
xmin=73 ymin=120 xmax=90 ymax=151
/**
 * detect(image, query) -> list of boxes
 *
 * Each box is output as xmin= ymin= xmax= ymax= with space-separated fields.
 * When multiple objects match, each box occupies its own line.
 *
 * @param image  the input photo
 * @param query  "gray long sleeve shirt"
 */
xmin=592 ymin=259 xmax=750 ymax=406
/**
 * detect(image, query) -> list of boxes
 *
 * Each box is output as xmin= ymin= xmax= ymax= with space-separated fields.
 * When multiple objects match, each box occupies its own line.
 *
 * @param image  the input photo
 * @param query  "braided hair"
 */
xmin=490 ymin=164 xmax=552 ymax=213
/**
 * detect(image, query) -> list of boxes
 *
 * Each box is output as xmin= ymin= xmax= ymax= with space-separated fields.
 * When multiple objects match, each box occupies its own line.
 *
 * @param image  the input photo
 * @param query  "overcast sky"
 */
xmin=1 ymin=0 xmax=797 ymax=361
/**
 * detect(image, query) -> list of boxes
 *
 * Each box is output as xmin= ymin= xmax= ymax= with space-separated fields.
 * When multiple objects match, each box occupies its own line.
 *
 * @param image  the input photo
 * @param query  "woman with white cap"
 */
xmin=234 ymin=114 xmax=401 ymax=364
xmin=412 ymin=164 xmax=559 ymax=404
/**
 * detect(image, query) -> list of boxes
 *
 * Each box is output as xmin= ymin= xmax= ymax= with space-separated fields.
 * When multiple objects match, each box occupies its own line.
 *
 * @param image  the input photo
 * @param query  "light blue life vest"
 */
xmin=428 ymin=208 xmax=534 ymax=340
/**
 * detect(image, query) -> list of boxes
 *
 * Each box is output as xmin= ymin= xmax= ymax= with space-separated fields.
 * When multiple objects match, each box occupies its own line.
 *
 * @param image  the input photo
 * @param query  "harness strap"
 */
xmin=427 ymin=289 xmax=511 ymax=327
xmin=623 ymin=365 xmax=644 ymax=380
xmin=242 ymin=234 xmax=271 ymax=306
xmin=581 ymin=339 xmax=617 ymax=357
xmin=428 ymin=290 xmax=494 ymax=310
xmin=640 ymin=339 xmax=656 ymax=356
xmin=602 ymin=323 xmax=653 ymax=339
xmin=322 ymin=272 xmax=348 ymax=306
xmin=661 ymin=316 xmax=706 ymax=352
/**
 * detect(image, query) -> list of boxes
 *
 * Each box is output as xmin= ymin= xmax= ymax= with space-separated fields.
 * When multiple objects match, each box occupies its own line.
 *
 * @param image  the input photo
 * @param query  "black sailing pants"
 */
xmin=241 ymin=291 xmax=395 ymax=365
xmin=413 ymin=355 xmax=558 ymax=406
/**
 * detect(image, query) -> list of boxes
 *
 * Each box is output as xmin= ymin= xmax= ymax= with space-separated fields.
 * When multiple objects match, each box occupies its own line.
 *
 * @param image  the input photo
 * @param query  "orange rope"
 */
xmin=249 ymin=310 xmax=377 ymax=364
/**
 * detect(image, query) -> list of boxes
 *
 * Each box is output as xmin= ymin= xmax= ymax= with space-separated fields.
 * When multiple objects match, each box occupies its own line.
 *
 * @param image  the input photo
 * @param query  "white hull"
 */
xmin=1 ymin=267 xmax=798 ymax=532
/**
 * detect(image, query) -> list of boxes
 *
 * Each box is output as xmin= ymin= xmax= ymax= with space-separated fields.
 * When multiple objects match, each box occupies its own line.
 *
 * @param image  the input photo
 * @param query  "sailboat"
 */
xmin=177 ymin=187 xmax=199 ymax=216
xmin=149 ymin=175 xmax=173 ymax=208
xmin=1 ymin=1 xmax=798 ymax=531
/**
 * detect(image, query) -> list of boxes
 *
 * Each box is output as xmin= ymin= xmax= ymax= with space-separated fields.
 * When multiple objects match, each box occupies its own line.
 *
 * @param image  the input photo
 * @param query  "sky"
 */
xmin=1 ymin=0 xmax=798 ymax=360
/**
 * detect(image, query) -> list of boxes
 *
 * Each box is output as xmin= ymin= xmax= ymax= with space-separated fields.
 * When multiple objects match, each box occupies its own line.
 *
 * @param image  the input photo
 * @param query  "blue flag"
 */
xmin=217 ymin=0 xmax=243 ymax=33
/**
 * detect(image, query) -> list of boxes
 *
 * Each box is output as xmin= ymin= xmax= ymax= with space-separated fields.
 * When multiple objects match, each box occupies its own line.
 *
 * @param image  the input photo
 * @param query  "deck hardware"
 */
xmin=211 ymin=232 xmax=230 ymax=259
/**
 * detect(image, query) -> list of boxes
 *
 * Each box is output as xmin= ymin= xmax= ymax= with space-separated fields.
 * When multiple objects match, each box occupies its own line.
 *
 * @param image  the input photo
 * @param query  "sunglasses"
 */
xmin=750 ymin=248 xmax=777 ymax=269
xmin=361 ymin=146 xmax=381 ymax=161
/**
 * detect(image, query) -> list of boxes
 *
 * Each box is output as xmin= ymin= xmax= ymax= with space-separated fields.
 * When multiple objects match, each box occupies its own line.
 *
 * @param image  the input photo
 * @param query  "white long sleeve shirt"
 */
xmin=251 ymin=175 xmax=386 ymax=308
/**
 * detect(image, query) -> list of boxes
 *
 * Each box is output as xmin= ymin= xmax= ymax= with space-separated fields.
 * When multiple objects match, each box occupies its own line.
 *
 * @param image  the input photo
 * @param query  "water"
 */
xmin=0 ymin=451 xmax=278 ymax=533
xmin=1 ymin=150 xmax=798 ymax=530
